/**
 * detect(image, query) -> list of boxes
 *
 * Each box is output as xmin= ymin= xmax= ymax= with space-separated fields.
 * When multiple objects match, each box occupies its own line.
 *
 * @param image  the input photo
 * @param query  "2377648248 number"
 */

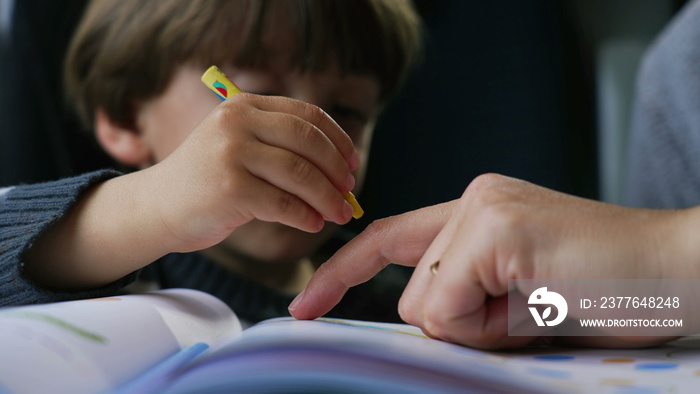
xmin=599 ymin=296 xmax=679 ymax=309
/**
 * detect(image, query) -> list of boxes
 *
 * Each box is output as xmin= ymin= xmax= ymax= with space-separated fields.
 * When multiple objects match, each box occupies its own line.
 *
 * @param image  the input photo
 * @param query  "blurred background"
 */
xmin=0 ymin=0 xmax=690 ymax=231
xmin=355 ymin=0 xmax=688 ymax=231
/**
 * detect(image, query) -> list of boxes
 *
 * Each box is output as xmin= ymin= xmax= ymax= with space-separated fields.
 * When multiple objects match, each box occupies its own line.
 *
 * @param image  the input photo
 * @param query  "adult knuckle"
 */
xmin=363 ymin=218 xmax=392 ymax=242
xmin=462 ymin=178 xmax=512 ymax=213
xmin=472 ymin=177 xmax=517 ymax=202
xmin=465 ymin=173 xmax=505 ymax=195
xmin=476 ymin=202 xmax=524 ymax=234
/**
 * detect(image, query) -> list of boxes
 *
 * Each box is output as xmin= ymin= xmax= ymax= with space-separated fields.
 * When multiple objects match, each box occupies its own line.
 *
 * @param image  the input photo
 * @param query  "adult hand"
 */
xmin=290 ymin=174 xmax=697 ymax=349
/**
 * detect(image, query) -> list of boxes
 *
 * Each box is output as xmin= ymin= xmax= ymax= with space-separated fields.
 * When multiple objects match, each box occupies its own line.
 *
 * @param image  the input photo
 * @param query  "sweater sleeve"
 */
xmin=624 ymin=0 xmax=700 ymax=209
xmin=0 ymin=170 xmax=139 ymax=306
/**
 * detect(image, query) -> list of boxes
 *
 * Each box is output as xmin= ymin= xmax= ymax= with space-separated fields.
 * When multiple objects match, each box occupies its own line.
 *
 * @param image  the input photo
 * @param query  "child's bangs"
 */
xmin=191 ymin=0 xmax=415 ymax=101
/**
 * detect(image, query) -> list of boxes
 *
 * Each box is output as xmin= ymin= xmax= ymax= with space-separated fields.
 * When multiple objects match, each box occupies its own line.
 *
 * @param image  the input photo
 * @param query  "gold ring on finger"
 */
xmin=430 ymin=260 xmax=440 ymax=275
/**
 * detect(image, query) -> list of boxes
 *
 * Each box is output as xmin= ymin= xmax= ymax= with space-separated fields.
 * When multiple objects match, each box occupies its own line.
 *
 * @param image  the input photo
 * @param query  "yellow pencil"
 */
xmin=201 ymin=66 xmax=364 ymax=219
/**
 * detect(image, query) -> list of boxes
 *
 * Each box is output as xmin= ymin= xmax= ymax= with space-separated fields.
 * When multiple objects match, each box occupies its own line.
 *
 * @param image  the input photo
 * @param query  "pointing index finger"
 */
xmin=289 ymin=202 xmax=455 ymax=319
xmin=288 ymin=222 xmax=395 ymax=320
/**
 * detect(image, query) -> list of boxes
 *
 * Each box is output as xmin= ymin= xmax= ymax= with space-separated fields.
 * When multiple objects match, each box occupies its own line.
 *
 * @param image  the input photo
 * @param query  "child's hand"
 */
xmin=290 ymin=174 xmax=697 ymax=349
xmin=145 ymin=93 xmax=359 ymax=253
xmin=23 ymin=94 xmax=359 ymax=290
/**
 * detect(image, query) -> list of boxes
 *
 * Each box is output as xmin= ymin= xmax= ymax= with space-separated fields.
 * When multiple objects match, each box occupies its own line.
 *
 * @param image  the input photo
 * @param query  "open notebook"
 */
xmin=0 ymin=288 xmax=698 ymax=393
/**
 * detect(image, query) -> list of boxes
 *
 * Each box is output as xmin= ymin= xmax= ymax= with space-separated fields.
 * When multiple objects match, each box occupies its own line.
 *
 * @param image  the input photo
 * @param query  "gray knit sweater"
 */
xmin=0 ymin=170 xmax=136 ymax=305
xmin=625 ymin=0 xmax=700 ymax=209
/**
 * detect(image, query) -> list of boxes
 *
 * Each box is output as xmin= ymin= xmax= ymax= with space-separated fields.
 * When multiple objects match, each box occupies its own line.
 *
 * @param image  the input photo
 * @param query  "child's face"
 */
xmin=133 ymin=61 xmax=380 ymax=263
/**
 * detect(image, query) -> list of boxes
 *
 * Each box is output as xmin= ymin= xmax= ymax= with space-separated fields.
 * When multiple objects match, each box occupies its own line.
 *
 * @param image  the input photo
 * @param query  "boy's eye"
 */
xmin=328 ymin=104 xmax=368 ymax=125
xmin=327 ymin=104 xmax=370 ymax=143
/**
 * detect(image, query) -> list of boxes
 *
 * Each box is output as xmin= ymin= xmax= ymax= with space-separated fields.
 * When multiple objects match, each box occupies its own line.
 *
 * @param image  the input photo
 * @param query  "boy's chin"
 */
xmin=222 ymin=220 xmax=338 ymax=263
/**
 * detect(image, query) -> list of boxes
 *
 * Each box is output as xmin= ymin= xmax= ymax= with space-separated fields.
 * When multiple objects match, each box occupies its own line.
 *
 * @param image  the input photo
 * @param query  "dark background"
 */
xmin=352 ymin=0 xmax=599 ymax=230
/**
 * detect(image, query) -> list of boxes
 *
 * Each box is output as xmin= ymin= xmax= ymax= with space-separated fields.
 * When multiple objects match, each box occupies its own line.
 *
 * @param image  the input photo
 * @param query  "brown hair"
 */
xmin=65 ymin=0 xmax=423 ymax=129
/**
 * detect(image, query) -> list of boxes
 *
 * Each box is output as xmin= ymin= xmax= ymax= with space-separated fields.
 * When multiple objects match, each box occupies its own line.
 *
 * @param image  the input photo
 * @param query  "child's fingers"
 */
xmin=245 ymin=144 xmax=354 ymax=224
xmin=248 ymin=111 xmax=355 ymax=194
xmin=232 ymin=94 xmax=359 ymax=170
xmin=240 ymin=180 xmax=326 ymax=233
